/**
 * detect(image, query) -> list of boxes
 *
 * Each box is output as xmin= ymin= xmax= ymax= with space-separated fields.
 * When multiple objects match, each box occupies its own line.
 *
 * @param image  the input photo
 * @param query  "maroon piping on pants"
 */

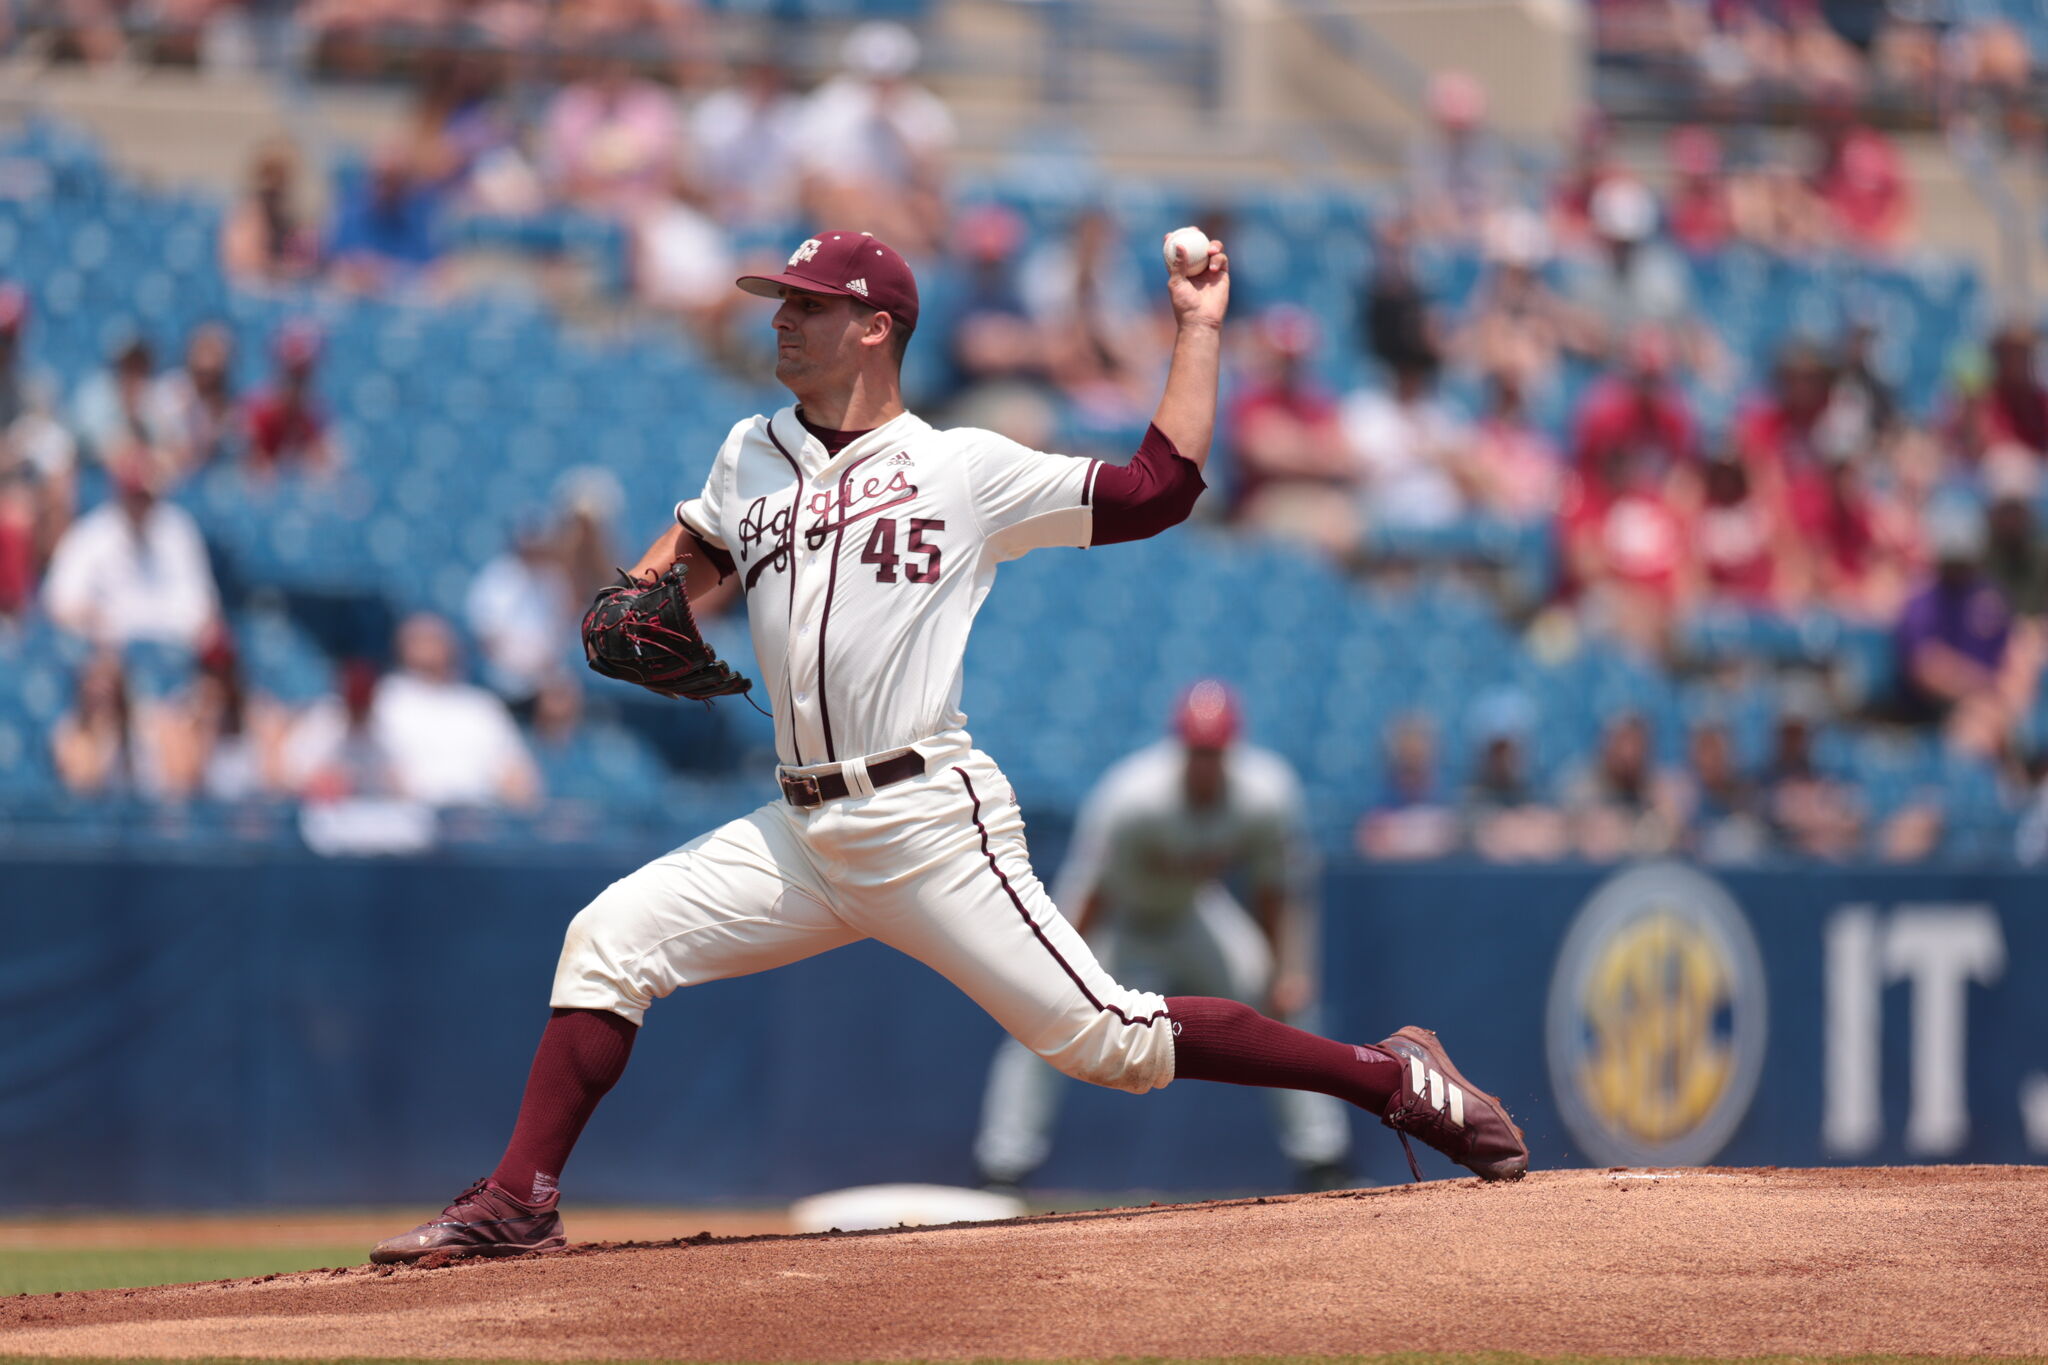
xmin=953 ymin=765 xmax=1167 ymax=1030
xmin=765 ymin=421 xmax=808 ymax=766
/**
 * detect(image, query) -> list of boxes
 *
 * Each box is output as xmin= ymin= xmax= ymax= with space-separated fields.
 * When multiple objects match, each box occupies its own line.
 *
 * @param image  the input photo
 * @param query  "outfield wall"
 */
xmin=4 ymin=851 xmax=2043 ymax=1210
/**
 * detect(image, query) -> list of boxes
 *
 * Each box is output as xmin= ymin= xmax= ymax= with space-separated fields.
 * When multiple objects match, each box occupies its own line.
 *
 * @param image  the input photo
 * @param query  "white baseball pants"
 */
xmin=974 ymin=886 xmax=1351 ymax=1181
xmin=552 ymin=744 xmax=1177 ymax=1095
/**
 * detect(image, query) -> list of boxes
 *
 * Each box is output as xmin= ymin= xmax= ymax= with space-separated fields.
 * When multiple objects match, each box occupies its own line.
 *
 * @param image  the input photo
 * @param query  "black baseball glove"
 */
xmin=581 ymin=562 xmax=753 ymax=701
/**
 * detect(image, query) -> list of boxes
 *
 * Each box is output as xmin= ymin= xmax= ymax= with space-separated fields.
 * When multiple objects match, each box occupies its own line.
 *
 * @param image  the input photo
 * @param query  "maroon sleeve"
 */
xmin=1089 ymin=424 xmax=1206 ymax=546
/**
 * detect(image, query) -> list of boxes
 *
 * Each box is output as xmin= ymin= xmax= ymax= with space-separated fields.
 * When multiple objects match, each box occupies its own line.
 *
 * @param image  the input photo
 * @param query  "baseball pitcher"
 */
xmin=371 ymin=229 xmax=1526 ymax=1264
xmin=975 ymin=680 xmax=1354 ymax=1192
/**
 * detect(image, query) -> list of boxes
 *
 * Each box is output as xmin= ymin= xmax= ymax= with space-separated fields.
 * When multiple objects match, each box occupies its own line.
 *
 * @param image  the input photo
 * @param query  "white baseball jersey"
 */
xmin=1056 ymin=738 xmax=1315 ymax=933
xmin=676 ymin=405 xmax=1109 ymax=768
xmin=556 ymin=405 xmax=1205 ymax=1103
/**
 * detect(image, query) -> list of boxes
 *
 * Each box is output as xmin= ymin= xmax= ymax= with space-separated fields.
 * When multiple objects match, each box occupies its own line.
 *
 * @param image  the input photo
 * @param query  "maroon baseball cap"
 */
xmin=737 ymin=231 xmax=920 ymax=335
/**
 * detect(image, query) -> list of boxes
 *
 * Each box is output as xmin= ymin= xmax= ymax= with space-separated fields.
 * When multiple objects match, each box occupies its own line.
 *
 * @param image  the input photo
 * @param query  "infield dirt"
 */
xmin=3 ymin=1167 xmax=2042 ymax=1361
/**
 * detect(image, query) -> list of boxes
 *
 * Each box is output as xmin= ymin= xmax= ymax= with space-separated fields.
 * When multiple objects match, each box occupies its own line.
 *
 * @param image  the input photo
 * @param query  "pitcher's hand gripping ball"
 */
xmin=582 ymin=562 xmax=753 ymax=700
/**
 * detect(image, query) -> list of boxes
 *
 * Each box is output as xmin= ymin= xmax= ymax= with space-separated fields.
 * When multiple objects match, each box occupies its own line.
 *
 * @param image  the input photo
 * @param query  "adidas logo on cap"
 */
xmin=846 ymin=278 xmax=869 ymax=297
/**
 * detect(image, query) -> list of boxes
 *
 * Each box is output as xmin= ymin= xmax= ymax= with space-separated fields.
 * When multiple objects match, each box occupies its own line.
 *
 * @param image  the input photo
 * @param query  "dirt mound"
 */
xmin=5 ymin=1167 xmax=2043 ymax=1360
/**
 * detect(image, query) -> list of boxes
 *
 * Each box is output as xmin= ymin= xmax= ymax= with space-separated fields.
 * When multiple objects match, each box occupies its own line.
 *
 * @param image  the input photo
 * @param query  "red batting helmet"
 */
xmin=1173 ymin=679 xmax=1241 ymax=749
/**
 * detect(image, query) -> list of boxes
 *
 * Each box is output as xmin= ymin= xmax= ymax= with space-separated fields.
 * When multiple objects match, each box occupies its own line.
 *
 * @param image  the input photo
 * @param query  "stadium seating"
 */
xmin=0 ymin=116 xmax=2027 ymax=861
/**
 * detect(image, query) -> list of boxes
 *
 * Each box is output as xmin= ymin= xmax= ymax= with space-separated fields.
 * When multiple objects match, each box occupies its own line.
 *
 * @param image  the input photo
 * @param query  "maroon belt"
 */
xmin=779 ymin=748 xmax=926 ymax=808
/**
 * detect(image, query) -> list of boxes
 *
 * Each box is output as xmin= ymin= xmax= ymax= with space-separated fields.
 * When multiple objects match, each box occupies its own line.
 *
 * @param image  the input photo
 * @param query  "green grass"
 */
xmin=0 ymin=1247 xmax=366 ymax=1295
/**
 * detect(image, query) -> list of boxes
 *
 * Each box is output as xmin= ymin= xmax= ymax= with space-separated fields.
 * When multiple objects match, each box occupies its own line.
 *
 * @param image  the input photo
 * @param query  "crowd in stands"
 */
xmin=6 ymin=2 xmax=2048 ymax=865
xmin=206 ymin=18 xmax=954 ymax=357
xmin=1593 ymin=0 xmax=2043 ymax=125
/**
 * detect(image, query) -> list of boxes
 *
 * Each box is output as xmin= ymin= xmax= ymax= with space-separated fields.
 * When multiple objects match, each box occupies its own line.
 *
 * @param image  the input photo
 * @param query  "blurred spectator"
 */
xmin=221 ymin=140 xmax=320 ymax=285
xmin=1343 ymin=351 xmax=1472 ymax=534
xmin=1729 ymin=159 xmax=1833 ymax=254
xmin=1463 ymin=690 xmax=1568 ymax=862
xmin=690 ymin=53 xmax=807 ymax=233
xmin=1735 ymin=340 xmax=1837 ymax=484
xmin=1355 ymin=714 xmax=1458 ymax=860
xmin=1761 ymin=695 xmax=1862 ymax=858
xmin=1458 ymin=208 xmax=1601 ymax=397
xmin=0 ymin=286 xmax=77 ymax=613
xmin=1561 ymin=176 xmax=1701 ymax=359
xmin=51 ymin=647 xmax=138 ymax=797
xmin=1361 ymin=217 xmax=1439 ymax=380
xmin=1560 ymin=440 xmax=1690 ymax=658
xmin=241 ymin=322 xmax=338 ymax=475
xmin=555 ymin=465 xmax=625 ymax=600
xmin=145 ymin=627 xmax=289 ymax=802
xmin=0 ymin=284 xmax=62 ymax=436
xmin=371 ymin=613 xmax=539 ymax=808
xmin=1787 ymin=441 xmax=1915 ymax=621
xmin=540 ymin=54 xmax=684 ymax=220
xmin=1551 ymin=110 xmax=1623 ymax=251
xmin=43 ymin=448 xmax=220 ymax=648
xmin=1783 ymin=5 xmax=1867 ymax=95
xmin=145 ymin=321 xmax=239 ymax=475
xmin=554 ymin=0 xmax=698 ymax=56
xmin=71 ymin=333 xmax=169 ymax=474
xmin=798 ymin=22 xmax=956 ymax=255
xmin=1466 ymin=371 xmax=1562 ymax=525
xmin=1565 ymin=711 xmax=1688 ymax=859
xmin=1590 ymin=0 xmax=1702 ymax=63
xmin=1684 ymin=719 xmax=1767 ymax=863
xmin=1569 ymin=327 xmax=1696 ymax=496
xmin=1405 ymin=70 xmax=1510 ymax=242
xmin=407 ymin=51 xmax=537 ymax=216
xmin=0 ymin=470 xmax=31 ymax=619
xmin=1984 ymin=464 xmax=2048 ymax=619
xmin=1895 ymin=502 xmax=2042 ymax=756
xmin=284 ymin=658 xmax=400 ymax=801
xmin=1023 ymin=208 xmax=1162 ymax=422
xmin=1664 ymin=126 xmax=1734 ymax=255
xmin=528 ymin=672 xmax=593 ymax=800
xmin=636 ymin=172 xmax=737 ymax=335
xmin=1811 ymin=110 xmax=1911 ymax=254
xmin=326 ymin=144 xmax=445 ymax=294
xmin=943 ymin=205 xmax=1047 ymax=399
xmin=526 ymin=671 xmax=665 ymax=808
xmin=54 ymin=0 xmax=132 ymax=66
xmin=1828 ymin=319 xmax=1898 ymax=453
xmin=466 ymin=516 xmax=576 ymax=707
xmin=1227 ymin=305 xmax=1352 ymax=556
xmin=1695 ymin=445 xmax=1796 ymax=608
xmin=1981 ymin=323 xmax=2048 ymax=460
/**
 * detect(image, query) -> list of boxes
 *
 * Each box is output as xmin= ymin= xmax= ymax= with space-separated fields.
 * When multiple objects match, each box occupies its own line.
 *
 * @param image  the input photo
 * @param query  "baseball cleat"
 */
xmin=368 ymin=1177 xmax=566 ymax=1265
xmin=1375 ymin=1025 xmax=1529 ymax=1183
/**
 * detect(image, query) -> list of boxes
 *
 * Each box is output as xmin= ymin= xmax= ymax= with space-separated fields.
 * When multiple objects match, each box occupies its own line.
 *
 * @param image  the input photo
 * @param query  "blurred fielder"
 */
xmin=976 ymin=681 xmax=1352 ymax=1192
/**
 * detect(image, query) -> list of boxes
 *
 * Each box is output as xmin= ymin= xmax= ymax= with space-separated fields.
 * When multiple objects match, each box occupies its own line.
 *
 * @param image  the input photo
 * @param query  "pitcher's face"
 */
xmin=771 ymin=288 xmax=873 ymax=396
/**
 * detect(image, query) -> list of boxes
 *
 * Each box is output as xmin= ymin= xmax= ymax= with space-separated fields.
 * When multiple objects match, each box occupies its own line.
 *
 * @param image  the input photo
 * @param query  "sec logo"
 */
xmin=1545 ymin=862 xmax=1767 ymax=1166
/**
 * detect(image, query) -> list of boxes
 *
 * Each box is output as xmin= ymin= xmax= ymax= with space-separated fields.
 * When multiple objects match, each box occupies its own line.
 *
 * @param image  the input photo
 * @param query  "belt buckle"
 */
xmin=782 ymin=772 xmax=823 ymax=807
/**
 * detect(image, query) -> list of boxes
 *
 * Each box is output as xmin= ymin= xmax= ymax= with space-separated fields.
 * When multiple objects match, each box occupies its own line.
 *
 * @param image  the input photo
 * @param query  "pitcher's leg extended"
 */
xmin=866 ymin=760 xmax=1528 ymax=1183
xmin=371 ymin=805 xmax=854 ymax=1264
xmin=1174 ymin=899 xmax=1352 ymax=1187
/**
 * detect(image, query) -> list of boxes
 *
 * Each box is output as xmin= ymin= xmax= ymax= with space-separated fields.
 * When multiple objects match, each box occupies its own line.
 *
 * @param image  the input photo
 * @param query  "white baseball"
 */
xmin=1163 ymin=225 xmax=1213 ymax=278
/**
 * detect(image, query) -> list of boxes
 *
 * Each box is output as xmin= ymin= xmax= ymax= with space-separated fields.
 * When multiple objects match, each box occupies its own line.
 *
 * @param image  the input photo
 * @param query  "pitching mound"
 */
xmin=4 ymin=1167 xmax=2043 ymax=1360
